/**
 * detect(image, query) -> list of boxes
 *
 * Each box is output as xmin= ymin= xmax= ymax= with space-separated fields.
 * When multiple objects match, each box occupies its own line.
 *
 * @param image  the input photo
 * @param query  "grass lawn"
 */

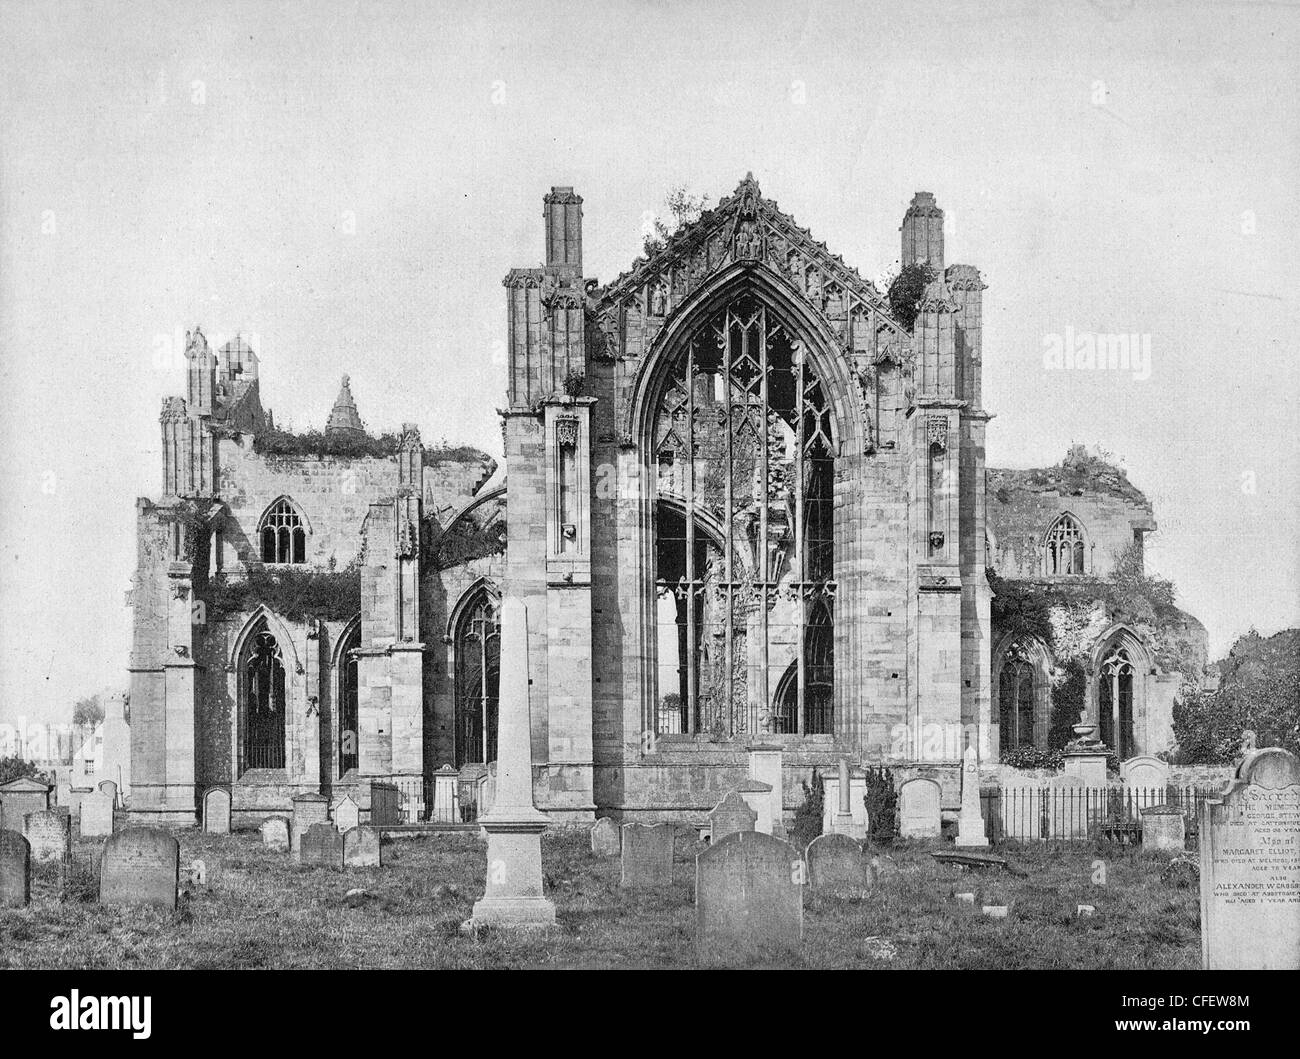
xmin=0 ymin=827 xmax=1201 ymax=969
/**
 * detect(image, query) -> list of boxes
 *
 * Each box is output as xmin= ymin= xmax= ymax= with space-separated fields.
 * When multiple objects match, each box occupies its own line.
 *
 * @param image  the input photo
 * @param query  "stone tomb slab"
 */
xmin=203 ymin=788 xmax=231 ymax=834
xmin=805 ymin=833 xmax=874 ymax=897
xmin=696 ymin=831 xmax=803 ymax=964
xmin=99 ymin=828 xmax=179 ymax=910
xmin=590 ymin=817 xmax=620 ymax=857
xmin=0 ymin=829 xmax=31 ymax=907
xmin=1199 ymin=747 xmax=1300 ymax=969
xmin=898 ymin=778 xmax=942 ymax=838
xmin=261 ymin=817 xmax=290 ymax=853
xmin=79 ymin=791 xmax=114 ymax=838
xmin=23 ymin=809 xmax=71 ymax=863
xmin=343 ymin=826 xmax=381 ymax=868
xmin=620 ymin=823 xmax=674 ymax=889
xmin=300 ymin=823 xmax=345 ymax=870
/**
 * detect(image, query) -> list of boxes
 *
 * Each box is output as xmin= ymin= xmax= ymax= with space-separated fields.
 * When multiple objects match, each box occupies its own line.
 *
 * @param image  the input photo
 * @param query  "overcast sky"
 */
xmin=1 ymin=0 xmax=1296 ymax=724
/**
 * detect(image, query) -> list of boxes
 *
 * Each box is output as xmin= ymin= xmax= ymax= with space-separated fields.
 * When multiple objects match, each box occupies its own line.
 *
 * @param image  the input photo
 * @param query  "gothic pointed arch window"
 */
xmin=454 ymin=589 xmax=500 ymax=767
xmin=1098 ymin=645 xmax=1135 ymax=758
xmin=242 ymin=623 xmax=286 ymax=770
xmin=998 ymin=642 xmax=1037 ymax=749
xmin=652 ymin=293 xmax=836 ymax=737
xmin=1044 ymin=514 xmax=1086 ymax=575
xmin=337 ymin=620 xmax=360 ymax=777
xmin=259 ymin=498 xmax=308 ymax=564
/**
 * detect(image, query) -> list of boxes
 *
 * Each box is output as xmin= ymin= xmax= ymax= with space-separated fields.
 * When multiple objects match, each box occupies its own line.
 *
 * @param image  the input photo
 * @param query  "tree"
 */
xmin=73 ymin=694 xmax=104 ymax=735
xmin=643 ymin=186 xmax=710 ymax=256
xmin=0 ymin=756 xmax=39 ymax=786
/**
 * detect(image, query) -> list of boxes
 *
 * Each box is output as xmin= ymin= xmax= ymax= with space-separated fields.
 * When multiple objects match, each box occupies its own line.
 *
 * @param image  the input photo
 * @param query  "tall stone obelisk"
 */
xmin=955 ymin=743 xmax=989 ymax=848
xmin=468 ymin=598 xmax=556 ymax=929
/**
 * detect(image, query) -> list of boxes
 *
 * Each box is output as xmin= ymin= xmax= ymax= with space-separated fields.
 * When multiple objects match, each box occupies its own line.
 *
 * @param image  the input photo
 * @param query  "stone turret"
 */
xmin=326 ymin=375 xmax=365 ymax=437
xmin=901 ymin=191 xmax=944 ymax=270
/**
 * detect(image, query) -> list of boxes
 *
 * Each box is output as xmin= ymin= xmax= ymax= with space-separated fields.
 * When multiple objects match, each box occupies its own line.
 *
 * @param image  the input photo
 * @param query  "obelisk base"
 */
xmin=465 ymin=820 xmax=556 ymax=931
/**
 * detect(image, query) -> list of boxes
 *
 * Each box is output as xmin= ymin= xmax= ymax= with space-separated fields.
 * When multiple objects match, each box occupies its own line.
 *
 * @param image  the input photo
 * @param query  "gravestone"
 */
xmin=696 ymin=831 xmax=803 ymax=963
xmin=590 ymin=817 xmax=620 ymax=857
xmin=709 ymin=789 xmax=757 ymax=844
xmin=24 ymin=809 xmax=71 ymax=863
xmin=824 ymin=759 xmax=868 ymax=840
xmin=738 ymin=780 xmax=775 ymax=835
xmin=747 ymin=744 xmax=785 ymax=838
xmin=343 ymin=826 xmax=382 ymax=868
xmin=1122 ymin=755 xmax=1171 ymax=813
xmin=300 ymin=823 xmax=344 ymax=870
xmin=806 ymin=833 xmax=874 ymax=897
xmin=0 ymin=829 xmax=31 ymax=907
xmin=291 ymin=792 xmax=329 ymax=860
xmin=1199 ymin=747 xmax=1300 ymax=969
xmin=99 ymin=828 xmax=179 ymax=910
xmin=260 ymin=817 xmax=290 ymax=852
xmin=955 ymin=745 xmax=989 ymax=847
xmin=203 ymin=788 xmax=231 ymax=834
xmin=333 ymin=795 xmax=360 ymax=834
xmin=79 ymin=791 xmax=114 ymax=838
xmin=1141 ymin=805 xmax=1186 ymax=852
xmin=97 ymin=779 xmax=118 ymax=808
xmin=898 ymin=778 xmax=942 ymax=838
xmin=431 ymin=765 xmax=459 ymax=823
xmin=620 ymin=823 xmax=674 ymax=888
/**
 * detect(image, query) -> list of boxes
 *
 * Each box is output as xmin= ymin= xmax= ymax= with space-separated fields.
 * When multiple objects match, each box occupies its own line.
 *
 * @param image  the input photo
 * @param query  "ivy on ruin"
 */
xmin=202 ymin=559 xmax=362 ymax=624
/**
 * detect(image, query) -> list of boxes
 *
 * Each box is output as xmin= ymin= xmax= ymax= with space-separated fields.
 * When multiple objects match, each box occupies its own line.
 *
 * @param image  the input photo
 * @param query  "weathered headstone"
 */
xmin=260 ymin=817 xmax=290 ymax=852
xmin=0 ymin=829 xmax=31 ymax=907
xmin=1140 ymin=804 xmax=1185 ymax=852
xmin=696 ymin=831 xmax=803 ymax=963
xmin=202 ymin=787 xmax=231 ymax=834
xmin=590 ymin=817 xmax=620 ymax=857
xmin=291 ymin=792 xmax=329 ymax=860
xmin=620 ymin=823 xmax=674 ymax=889
xmin=708 ymin=789 xmax=757 ymax=844
xmin=1199 ymin=747 xmax=1300 ymax=969
xmin=1121 ymin=755 xmax=1170 ymax=806
xmin=79 ymin=791 xmax=114 ymax=838
xmin=97 ymin=779 xmax=118 ymax=808
xmin=300 ymin=823 xmax=344 ymax=869
xmin=333 ymin=795 xmax=360 ymax=834
xmin=747 ymin=744 xmax=785 ymax=838
xmin=738 ymin=780 xmax=775 ymax=835
xmin=23 ymin=809 xmax=71 ymax=863
xmin=99 ymin=828 xmax=179 ymax=910
xmin=343 ymin=826 xmax=382 ymax=868
xmin=431 ymin=765 xmax=459 ymax=823
xmin=806 ymin=833 xmax=873 ymax=897
xmin=898 ymin=778 xmax=941 ymax=838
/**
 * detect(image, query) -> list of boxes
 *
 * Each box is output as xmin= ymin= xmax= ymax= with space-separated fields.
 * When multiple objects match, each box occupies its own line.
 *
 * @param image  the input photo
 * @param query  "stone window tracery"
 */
xmin=243 ymin=625 xmax=286 ymax=770
xmin=1045 ymin=514 xmax=1085 ymax=575
xmin=454 ymin=590 xmax=500 ymax=767
xmin=652 ymin=294 xmax=835 ymax=737
xmin=259 ymin=497 xmax=308 ymax=565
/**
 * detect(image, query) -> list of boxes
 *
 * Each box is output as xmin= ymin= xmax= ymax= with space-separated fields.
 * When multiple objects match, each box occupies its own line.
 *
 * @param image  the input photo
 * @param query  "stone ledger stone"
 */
xmin=99 ymin=828 xmax=179 ymax=910
xmin=0 ymin=829 xmax=31 ymax=907
xmin=1199 ymin=747 xmax=1300 ymax=969
xmin=696 ymin=831 xmax=803 ymax=963
xmin=620 ymin=823 xmax=674 ymax=889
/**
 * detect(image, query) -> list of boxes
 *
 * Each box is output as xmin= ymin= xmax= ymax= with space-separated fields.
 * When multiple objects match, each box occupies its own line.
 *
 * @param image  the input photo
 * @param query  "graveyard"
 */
xmin=0 ymin=825 xmax=1204 ymax=970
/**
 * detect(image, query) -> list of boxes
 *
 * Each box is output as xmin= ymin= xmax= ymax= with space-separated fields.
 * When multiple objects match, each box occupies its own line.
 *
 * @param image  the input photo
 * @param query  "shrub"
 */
xmin=0 ymin=756 xmax=39 ymax=787
xmin=864 ymin=767 xmax=897 ymax=843
xmin=790 ymin=770 xmax=824 ymax=851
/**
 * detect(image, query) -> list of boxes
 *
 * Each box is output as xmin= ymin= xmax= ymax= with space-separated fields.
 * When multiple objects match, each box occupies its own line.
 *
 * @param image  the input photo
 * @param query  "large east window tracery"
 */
xmin=652 ymin=295 xmax=836 ymax=737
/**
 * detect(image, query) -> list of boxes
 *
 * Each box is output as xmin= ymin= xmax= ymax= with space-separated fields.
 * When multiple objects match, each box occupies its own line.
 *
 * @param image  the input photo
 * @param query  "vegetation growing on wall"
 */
xmin=885 ymin=262 xmax=938 ymax=331
xmin=250 ymin=427 xmax=489 ymax=466
xmin=864 ymin=766 xmax=898 ymax=843
xmin=790 ymin=769 xmax=825 ymax=850
xmin=1172 ymin=628 xmax=1300 ymax=763
xmin=203 ymin=560 xmax=362 ymax=624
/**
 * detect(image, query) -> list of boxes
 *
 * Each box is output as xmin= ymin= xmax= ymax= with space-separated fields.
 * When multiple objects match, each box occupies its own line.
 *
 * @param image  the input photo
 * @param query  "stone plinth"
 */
xmin=1062 ymin=749 xmax=1108 ymax=789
